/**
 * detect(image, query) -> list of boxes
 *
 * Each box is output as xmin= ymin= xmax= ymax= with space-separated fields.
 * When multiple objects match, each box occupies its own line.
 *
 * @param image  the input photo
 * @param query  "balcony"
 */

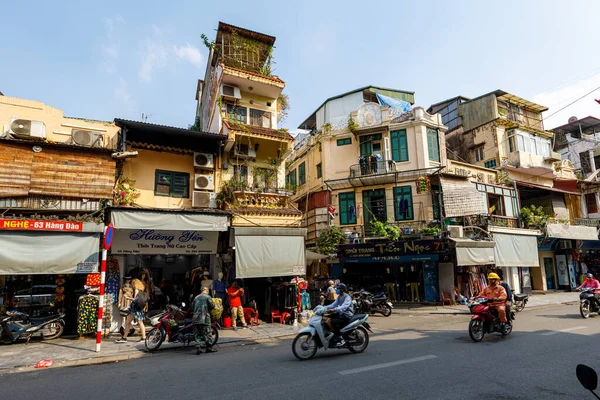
xmin=507 ymin=151 xmax=556 ymax=171
xmin=350 ymin=160 xmax=396 ymax=178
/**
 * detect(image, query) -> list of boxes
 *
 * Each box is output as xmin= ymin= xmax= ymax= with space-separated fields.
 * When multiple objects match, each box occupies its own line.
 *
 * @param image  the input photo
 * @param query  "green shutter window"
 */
xmin=394 ymin=186 xmax=414 ymax=221
xmin=390 ymin=130 xmax=408 ymax=162
xmin=285 ymin=173 xmax=290 ymax=186
xmin=427 ymin=128 xmax=440 ymax=162
xmin=316 ymin=163 xmax=322 ymax=179
xmin=299 ymin=162 xmax=306 ymax=185
xmin=484 ymin=159 xmax=497 ymax=168
xmin=155 ymin=170 xmax=190 ymax=198
xmin=337 ymin=138 xmax=352 ymax=146
xmin=339 ymin=192 xmax=357 ymax=225
xmin=290 ymin=169 xmax=297 ymax=188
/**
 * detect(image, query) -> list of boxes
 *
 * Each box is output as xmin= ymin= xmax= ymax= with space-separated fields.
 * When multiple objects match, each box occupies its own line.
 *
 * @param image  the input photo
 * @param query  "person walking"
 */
xmin=192 ymin=288 xmax=217 ymax=355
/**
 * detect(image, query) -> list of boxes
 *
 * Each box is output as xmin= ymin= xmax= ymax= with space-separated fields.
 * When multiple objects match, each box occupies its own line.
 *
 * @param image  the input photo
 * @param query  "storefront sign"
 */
xmin=556 ymin=254 xmax=569 ymax=286
xmin=111 ymin=229 xmax=219 ymax=255
xmin=0 ymin=219 xmax=83 ymax=232
xmin=292 ymin=265 xmax=306 ymax=275
xmin=337 ymin=240 xmax=451 ymax=260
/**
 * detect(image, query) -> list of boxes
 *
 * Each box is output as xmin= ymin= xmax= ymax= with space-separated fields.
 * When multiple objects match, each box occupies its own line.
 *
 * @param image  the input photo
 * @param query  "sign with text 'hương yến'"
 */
xmin=0 ymin=219 xmax=83 ymax=232
xmin=111 ymin=229 xmax=219 ymax=255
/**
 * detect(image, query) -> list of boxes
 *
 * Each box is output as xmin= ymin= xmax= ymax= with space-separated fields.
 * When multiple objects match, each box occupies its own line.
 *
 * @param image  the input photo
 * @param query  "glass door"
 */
xmin=362 ymin=189 xmax=387 ymax=228
xmin=543 ymin=257 xmax=555 ymax=290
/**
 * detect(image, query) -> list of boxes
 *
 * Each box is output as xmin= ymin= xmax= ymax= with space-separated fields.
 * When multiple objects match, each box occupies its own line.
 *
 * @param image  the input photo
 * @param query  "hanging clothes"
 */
xmin=77 ymin=295 xmax=99 ymax=335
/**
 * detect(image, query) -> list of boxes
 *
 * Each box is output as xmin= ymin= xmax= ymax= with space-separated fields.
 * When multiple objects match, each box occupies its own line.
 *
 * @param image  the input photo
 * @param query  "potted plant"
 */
xmin=416 ymin=176 xmax=430 ymax=194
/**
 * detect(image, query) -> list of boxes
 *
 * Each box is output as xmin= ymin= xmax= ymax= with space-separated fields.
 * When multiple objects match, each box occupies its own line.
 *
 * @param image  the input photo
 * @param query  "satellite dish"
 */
xmin=569 ymin=116 xmax=578 ymax=123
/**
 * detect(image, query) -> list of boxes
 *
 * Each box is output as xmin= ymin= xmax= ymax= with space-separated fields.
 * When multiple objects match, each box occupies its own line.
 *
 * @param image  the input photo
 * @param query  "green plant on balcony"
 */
xmin=347 ymin=117 xmax=359 ymax=133
xmin=316 ymin=226 xmax=346 ymax=256
xmin=520 ymin=205 xmax=551 ymax=229
xmin=420 ymin=227 xmax=441 ymax=236
xmin=277 ymin=93 xmax=290 ymax=123
xmin=216 ymin=178 xmax=247 ymax=208
xmin=321 ymin=122 xmax=332 ymax=134
xmin=113 ymin=177 xmax=141 ymax=207
xmin=496 ymin=171 xmax=514 ymax=186
xmin=370 ymin=218 xmax=401 ymax=241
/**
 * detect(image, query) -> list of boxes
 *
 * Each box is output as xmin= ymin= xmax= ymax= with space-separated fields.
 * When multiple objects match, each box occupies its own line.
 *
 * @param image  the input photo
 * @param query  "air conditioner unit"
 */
xmin=193 ymin=191 xmax=217 ymax=208
xmin=447 ymin=225 xmax=464 ymax=238
xmin=220 ymin=84 xmax=241 ymax=100
xmin=194 ymin=173 xmax=215 ymax=191
xmin=193 ymin=152 xmax=214 ymax=169
xmin=233 ymin=144 xmax=256 ymax=158
xmin=9 ymin=118 xmax=46 ymax=140
xmin=72 ymin=129 xmax=104 ymax=147
xmin=559 ymin=240 xmax=572 ymax=250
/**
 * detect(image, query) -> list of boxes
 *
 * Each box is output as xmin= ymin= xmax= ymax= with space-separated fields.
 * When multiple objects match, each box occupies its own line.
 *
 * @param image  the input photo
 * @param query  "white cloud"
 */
xmin=534 ymin=72 xmax=600 ymax=129
xmin=102 ymin=16 xmax=125 ymax=73
xmin=115 ymin=78 xmax=136 ymax=115
xmin=139 ymin=39 xmax=168 ymax=82
xmin=174 ymin=44 xmax=204 ymax=68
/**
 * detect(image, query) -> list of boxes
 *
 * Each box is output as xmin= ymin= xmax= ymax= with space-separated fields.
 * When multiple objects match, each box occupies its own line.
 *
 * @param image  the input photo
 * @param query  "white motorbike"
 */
xmin=292 ymin=305 xmax=372 ymax=360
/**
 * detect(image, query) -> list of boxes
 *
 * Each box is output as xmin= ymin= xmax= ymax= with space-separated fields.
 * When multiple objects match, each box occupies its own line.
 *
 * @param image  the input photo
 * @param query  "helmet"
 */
xmin=487 ymin=272 xmax=500 ymax=280
xmin=587 ymin=273 xmax=594 ymax=279
xmin=335 ymin=283 xmax=347 ymax=291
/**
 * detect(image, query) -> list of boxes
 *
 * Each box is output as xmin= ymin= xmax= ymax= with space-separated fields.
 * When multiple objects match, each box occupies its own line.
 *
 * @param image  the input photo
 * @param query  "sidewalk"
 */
xmin=392 ymin=291 xmax=580 ymax=315
xmin=0 ymin=322 xmax=300 ymax=373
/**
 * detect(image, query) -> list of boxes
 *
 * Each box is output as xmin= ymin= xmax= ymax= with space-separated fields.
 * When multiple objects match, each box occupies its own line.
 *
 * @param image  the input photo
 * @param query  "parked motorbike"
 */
xmin=0 ymin=310 xmax=65 ymax=343
xmin=513 ymin=293 xmax=529 ymax=312
xmin=292 ymin=305 xmax=372 ymax=360
xmin=144 ymin=303 xmax=218 ymax=352
xmin=579 ymin=287 xmax=600 ymax=319
xmin=467 ymin=297 xmax=513 ymax=342
xmin=353 ymin=291 xmax=393 ymax=317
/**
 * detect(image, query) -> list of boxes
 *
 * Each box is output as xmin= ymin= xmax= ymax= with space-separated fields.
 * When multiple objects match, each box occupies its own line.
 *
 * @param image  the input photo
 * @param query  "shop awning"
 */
xmin=306 ymin=250 xmax=328 ymax=263
xmin=451 ymin=238 xmax=495 ymax=266
xmin=0 ymin=231 xmax=101 ymax=274
xmin=546 ymin=223 xmax=598 ymax=241
xmin=493 ymin=232 xmax=539 ymax=267
xmin=234 ymin=227 xmax=307 ymax=279
xmin=110 ymin=209 xmax=229 ymax=231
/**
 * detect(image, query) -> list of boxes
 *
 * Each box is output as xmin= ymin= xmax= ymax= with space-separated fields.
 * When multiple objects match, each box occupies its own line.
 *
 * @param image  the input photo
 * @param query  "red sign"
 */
xmin=0 ymin=219 xmax=83 ymax=232
xmin=327 ymin=204 xmax=336 ymax=214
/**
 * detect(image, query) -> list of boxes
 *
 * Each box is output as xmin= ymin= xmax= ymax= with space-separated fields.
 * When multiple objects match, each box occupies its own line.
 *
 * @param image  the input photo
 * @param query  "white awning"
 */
xmin=234 ymin=227 xmax=307 ymax=279
xmin=546 ymin=223 xmax=598 ymax=241
xmin=111 ymin=209 xmax=229 ymax=231
xmin=0 ymin=231 xmax=101 ymax=274
xmin=451 ymin=238 xmax=495 ymax=266
xmin=306 ymin=250 xmax=328 ymax=263
xmin=493 ymin=232 xmax=539 ymax=267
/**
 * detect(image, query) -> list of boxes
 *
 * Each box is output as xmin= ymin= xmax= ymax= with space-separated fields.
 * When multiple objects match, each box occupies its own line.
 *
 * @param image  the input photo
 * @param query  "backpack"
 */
xmin=133 ymin=291 xmax=149 ymax=311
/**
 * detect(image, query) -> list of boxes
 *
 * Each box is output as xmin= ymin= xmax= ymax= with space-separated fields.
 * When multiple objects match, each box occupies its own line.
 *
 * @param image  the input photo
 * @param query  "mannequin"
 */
xmin=409 ymin=265 xmax=420 ymax=302
xmin=200 ymin=272 xmax=213 ymax=296
xmin=213 ymin=271 xmax=226 ymax=303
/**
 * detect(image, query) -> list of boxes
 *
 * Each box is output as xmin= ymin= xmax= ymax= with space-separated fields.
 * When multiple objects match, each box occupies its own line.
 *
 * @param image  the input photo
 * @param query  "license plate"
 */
xmin=387 ymin=302 xmax=393 ymax=308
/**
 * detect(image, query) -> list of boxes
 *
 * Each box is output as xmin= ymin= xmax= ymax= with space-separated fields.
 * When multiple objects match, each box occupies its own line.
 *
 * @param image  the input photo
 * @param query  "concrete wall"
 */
xmin=462 ymin=94 xmax=499 ymax=132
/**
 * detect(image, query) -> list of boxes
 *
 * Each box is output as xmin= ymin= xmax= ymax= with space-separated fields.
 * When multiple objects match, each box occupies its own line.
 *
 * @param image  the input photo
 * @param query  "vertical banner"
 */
xmin=556 ymin=255 xmax=569 ymax=286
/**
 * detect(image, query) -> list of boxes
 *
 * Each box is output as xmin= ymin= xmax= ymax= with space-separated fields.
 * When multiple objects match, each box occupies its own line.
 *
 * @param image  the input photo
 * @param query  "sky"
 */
xmin=2 ymin=0 xmax=600 ymax=132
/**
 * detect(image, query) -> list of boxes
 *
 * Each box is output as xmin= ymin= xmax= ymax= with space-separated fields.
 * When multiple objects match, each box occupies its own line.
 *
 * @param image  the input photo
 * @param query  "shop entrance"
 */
xmin=543 ymin=257 xmax=556 ymax=290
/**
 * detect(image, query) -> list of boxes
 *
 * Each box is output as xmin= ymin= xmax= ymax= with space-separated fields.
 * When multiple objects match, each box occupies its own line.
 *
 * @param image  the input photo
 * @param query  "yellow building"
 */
xmin=288 ymin=86 xmax=447 ymax=248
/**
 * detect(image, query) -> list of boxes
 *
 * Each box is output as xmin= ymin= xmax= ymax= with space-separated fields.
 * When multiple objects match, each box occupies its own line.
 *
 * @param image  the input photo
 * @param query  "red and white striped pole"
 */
xmin=96 ymin=224 xmax=114 ymax=352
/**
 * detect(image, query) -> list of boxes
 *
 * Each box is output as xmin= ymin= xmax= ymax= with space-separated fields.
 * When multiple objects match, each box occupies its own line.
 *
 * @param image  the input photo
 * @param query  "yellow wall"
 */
xmin=125 ymin=147 xmax=200 ymax=209
xmin=446 ymin=159 xmax=498 ymax=184
xmin=0 ymin=95 xmax=119 ymax=146
xmin=235 ymin=90 xmax=279 ymax=129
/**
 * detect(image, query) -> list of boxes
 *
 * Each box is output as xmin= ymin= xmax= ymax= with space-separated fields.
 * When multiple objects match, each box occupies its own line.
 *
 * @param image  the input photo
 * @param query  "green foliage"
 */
xmin=348 ymin=117 xmax=359 ymax=133
xmin=370 ymin=218 xmax=401 ymax=241
xmin=495 ymin=171 xmax=514 ymax=186
xmin=316 ymin=226 xmax=346 ymax=256
xmin=114 ymin=177 xmax=141 ymax=206
xmin=277 ymin=93 xmax=290 ymax=123
xmin=201 ymin=34 xmax=216 ymax=50
xmin=420 ymin=227 xmax=441 ymax=236
xmin=216 ymin=178 xmax=246 ymax=207
xmin=321 ymin=123 xmax=332 ymax=133
xmin=520 ymin=205 xmax=551 ymax=228
xmin=188 ymin=117 xmax=201 ymax=132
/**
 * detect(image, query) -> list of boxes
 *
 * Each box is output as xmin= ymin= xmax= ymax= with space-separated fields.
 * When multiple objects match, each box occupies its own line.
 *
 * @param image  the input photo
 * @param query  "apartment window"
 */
xmin=507 ymin=130 xmax=551 ymax=157
xmin=298 ymin=162 xmax=306 ymax=186
xmin=393 ymin=186 xmax=414 ymax=221
xmin=427 ymin=128 xmax=440 ymax=162
xmin=287 ymin=169 xmax=297 ymax=188
xmin=363 ymin=189 xmax=387 ymax=226
xmin=484 ymin=159 xmax=497 ymax=169
xmin=316 ymin=163 xmax=322 ymax=179
xmin=339 ymin=192 xmax=357 ymax=225
xmin=390 ymin=130 xmax=408 ymax=162
xmin=586 ymin=193 xmax=598 ymax=214
xmin=337 ymin=138 xmax=352 ymax=146
xmin=227 ymin=104 xmax=246 ymax=124
xmin=474 ymin=146 xmax=485 ymax=162
xmin=359 ymin=134 xmax=382 ymax=157
xmin=155 ymin=170 xmax=190 ymax=198
xmin=581 ymin=151 xmax=592 ymax=175
xmin=487 ymin=193 xmax=505 ymax=216
xmin=233 ymin=165 xmax=248 ymax=183
xmin=249 ymin=108 xmax=272 ymax=128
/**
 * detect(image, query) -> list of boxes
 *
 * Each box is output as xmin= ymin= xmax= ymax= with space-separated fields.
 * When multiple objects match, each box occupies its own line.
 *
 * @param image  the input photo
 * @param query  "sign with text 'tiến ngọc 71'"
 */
xmin=0 ymin=219 xmax=83 ymax=232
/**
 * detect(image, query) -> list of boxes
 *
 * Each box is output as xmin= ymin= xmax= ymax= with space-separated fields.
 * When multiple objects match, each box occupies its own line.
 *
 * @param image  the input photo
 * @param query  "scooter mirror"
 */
xmin=576 ymin=364 xmax=598 ymax=391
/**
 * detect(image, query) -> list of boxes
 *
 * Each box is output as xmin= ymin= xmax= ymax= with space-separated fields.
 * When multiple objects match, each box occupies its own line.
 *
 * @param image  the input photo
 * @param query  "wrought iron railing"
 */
xmin=349 ymin=160 xmax=396 ymax=178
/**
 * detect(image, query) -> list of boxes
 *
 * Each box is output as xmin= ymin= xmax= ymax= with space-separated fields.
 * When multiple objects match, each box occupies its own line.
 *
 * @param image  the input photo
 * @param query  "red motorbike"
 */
xmin=468 ymin=297 xmax=513 ymax=342
xmin=145 ymin=303 xmax=218 ymax=352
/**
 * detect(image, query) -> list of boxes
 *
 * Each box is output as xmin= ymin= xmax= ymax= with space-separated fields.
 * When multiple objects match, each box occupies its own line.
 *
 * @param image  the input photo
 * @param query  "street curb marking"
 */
xmin=339 ymin=355 xmax=437 ymax=375
xmin=540 ymin=326 xmax=587 ymax=336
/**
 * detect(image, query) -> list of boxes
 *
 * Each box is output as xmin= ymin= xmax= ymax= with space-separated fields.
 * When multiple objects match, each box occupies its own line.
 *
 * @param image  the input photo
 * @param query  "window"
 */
xmin=249 ymin=108 xmax=272 ymax=128
xmin=474 ymin=146 xmax=485 ymax=162
xmin=227 ymin=104 xmax=246 ymax=124
xmin=362 ymin=189 xmax=387 ymax=226
xmin=393 ymin=186 xmax=413 ymax=221
xmin=339 ymin=192 xmax=357 ymax=225
xmin=390 ymin=130 xmax=408 ymax=162
xmin=586 ymin=193 xmax=598 ymax=214
xmin=155 ymin=170 xmax=190 ymax=198
xmin=287 ymin=169 xmax=297 ymax=188
xmin=487 ymin=193 xmax=505 ymax=216
xmin=507 ymin=130 xmax=551 ymax=157
xmin=337 ymin=138 xmax=352 ymax=146
xmin=581 ymin=151 xmax=592 ymax=175
xmin=234 ymin=165 xmax=248 ymax=182
xmin=484 ymin=159 xmax=497 ymax=169
xmin=359 ymin=134 xmax=382 ymax=157
xmin=427 ymin=128 xmax=440 ymax=162
xmin=298 ymin=162 xmax=306 ymax=186
xmin=316 ymin=163 xmax=322 ymax=179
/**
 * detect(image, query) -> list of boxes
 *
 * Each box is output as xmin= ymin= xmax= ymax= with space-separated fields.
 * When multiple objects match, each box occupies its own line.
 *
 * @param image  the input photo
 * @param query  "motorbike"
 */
xmin=579 ymin=287 xmax=600 ymax=319
xmin=353 ymin=291 xmax=393 ymax=317
xmin=0 ymin=309 xmax=65 ymax=343
xmin=467 ymin=297 xmax=514 ymax=342
xmin=292 ymin=305 xmax=372 ymax=361
xmin=145 ymin=303 xmax=218 ymax=352
xmin=513 ymin=293 xmax=529 ymax=312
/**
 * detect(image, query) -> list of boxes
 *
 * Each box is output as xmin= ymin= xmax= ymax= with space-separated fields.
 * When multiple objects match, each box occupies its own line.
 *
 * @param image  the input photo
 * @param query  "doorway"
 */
xmin=362 ymin=189 xmax=387 ymax=227
xmin=543 ymin=257 xmax=556 ymax=290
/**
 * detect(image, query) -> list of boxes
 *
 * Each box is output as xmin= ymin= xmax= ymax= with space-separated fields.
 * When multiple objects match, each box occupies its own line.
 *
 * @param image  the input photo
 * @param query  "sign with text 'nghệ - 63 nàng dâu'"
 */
xmin=0 ymin=219 xmax=83 ymax=232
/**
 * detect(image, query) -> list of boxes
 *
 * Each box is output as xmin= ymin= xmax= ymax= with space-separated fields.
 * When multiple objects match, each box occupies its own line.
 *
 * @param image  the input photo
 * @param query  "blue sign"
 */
xmin=104 ymin=223 xmax=114 ymax=250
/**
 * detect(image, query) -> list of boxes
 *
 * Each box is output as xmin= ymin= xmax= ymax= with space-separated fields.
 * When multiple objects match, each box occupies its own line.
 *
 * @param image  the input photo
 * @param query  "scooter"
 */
xmin=361 ymin=291 xmax=393 ymax=317
xmin=145 ymin=303 xmax=218 ymax=352
xmin=513 ymin=293 xmax=529 ymax=312
xmin=0 ymin=310 xmax=65 ymax=343
xmin=291 ymin=305 xmax=372 ymax=361
xmin=579 ymin=287 xmax=600 ymax=319
xmin=467 ymin=297 xmax=514 ymax=342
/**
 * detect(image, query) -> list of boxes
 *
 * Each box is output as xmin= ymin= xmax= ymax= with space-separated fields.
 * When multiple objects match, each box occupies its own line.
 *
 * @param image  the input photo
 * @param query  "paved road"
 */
xmin=2 ymin=304 xmax=598 ymax=399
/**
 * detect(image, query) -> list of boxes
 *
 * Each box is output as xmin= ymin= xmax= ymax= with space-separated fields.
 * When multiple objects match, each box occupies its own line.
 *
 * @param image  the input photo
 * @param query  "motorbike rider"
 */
xmin=323 ymin=283 xmax=354 ymax=347
xmin=496 ymin=270 xmax=513 ymax=320
xmin=476 ymin=272 xmax=508 ymax=330
xmin=577 ymin=273 xmax=600 ymax=290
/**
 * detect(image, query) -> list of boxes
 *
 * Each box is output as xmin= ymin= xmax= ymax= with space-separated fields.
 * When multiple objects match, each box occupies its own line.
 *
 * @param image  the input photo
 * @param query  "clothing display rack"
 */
xmin=456 ymin=266 xmax=489 ymax=299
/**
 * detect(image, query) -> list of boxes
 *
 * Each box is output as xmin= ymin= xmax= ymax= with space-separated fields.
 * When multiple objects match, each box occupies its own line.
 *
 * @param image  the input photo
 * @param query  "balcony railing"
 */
xmin=487 ymin=215 xmax=519 ymax=228
xmin=350 ymin=160 xmax=396 ymax=178
xmin=548 ymin=218 xmax=600 ymax=227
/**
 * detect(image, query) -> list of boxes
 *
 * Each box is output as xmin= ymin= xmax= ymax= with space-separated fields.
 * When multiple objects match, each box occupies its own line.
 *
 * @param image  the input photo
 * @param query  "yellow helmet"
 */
xmin=487 ymin=272 xmax=500 ymax=280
